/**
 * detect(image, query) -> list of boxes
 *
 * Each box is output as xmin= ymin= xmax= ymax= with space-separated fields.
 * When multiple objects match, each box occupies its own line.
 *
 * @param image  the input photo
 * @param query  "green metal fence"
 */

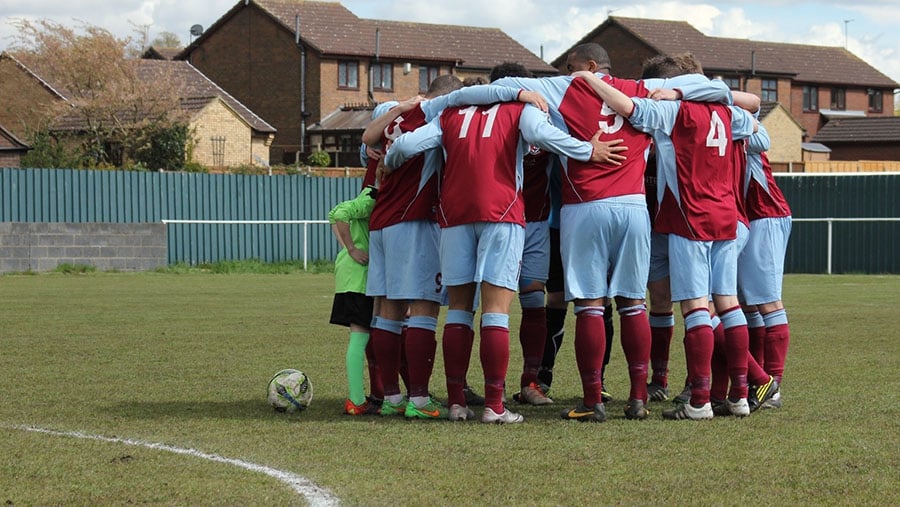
xmin=2 ymin=168 xmax=897 ymax=273
xmin=0 ymin=168 xmax=363 ymax=264
xmin=774 ymin=173 xmax=900 ymax=274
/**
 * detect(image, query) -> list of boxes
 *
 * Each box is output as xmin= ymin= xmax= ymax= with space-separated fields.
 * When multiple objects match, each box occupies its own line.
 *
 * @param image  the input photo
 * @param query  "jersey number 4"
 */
xmin=706 ymin=111 xmax=728 ymax=157
xmin=457 ymin=104 xmax=500 ymax=138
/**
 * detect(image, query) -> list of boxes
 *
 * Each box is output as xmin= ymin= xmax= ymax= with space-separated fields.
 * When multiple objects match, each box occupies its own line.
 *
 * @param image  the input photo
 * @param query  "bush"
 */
xmin=307 ymin=150 xmax=331 ymax=167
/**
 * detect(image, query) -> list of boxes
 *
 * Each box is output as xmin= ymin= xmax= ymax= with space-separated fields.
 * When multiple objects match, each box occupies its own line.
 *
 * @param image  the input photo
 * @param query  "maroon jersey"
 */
xmin=369 ymin=104 xmax=440 ymax=231
xmin=656 ymin=102 xmax=737 ymax=241
xmin=746 ymin=152 xmax=792 ymax=220
xmin=438 ymin=102 xmax=526 ymax=227
xmin=557 ymin=75 xmax=651 ymax=204
xmin=522 ymin=146 xmax=552 ymax=223
xmin=732 ymin=139 xmax=750 ymax=227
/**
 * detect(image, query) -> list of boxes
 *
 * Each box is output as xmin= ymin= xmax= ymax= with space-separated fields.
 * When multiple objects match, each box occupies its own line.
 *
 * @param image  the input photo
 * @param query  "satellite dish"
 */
xmin=190 ymin=24 xmax=204 ymax=37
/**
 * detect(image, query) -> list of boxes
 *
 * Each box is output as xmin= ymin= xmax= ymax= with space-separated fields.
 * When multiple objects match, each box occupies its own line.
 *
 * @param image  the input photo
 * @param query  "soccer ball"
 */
xmin=267 ymin=369 xmax=313 ymax=412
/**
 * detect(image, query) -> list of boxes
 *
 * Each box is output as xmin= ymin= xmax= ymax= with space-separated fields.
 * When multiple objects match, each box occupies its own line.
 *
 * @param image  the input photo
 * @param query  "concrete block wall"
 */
xmin=0 ymin=223 xmax=167 ymax=273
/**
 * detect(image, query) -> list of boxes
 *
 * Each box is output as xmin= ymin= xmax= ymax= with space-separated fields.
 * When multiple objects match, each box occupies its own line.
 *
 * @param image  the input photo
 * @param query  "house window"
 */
xmin=371 ymin=63 xmax=393 ymax=91
xmin=419 ymin=66 xmax=440 ymax=93
xmin=722 ymin=77 xmax=740 ymax=90
xmin=338 ymin=61 xmax=358 ymax=89
xmin=868 ymin=89 xmax=883 ymax=113
xmin=830 ymin=88 xmax=846 ymax=110
xmin=802 ymin=86 xmax=819 ymax=112
xmin=761 ymin=79 xmax=778 ymax=102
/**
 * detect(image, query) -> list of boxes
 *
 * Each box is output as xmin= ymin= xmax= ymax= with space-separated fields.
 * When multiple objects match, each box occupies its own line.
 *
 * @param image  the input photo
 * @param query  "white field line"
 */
xmin=5 ymin=424 xmax=340 ymax=506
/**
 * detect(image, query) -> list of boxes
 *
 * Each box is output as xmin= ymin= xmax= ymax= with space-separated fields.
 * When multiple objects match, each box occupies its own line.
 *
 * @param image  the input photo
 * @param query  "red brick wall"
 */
xmin=558 ymin=25 xmax=656 ymax=78
xmin=0 ymin=152 xmax=23 ymax=167
xmin=826 ymin=143 xmax=900 ymax=161
xmin=188 ymin=6 xmax=305 ymax=163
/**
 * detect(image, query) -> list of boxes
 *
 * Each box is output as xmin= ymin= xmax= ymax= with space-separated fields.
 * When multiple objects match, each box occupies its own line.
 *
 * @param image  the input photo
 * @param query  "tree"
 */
xmin=152 ymin=31 xmax=183 ymax=48
xmin=8 ymin=19 xmax=190 ymax=169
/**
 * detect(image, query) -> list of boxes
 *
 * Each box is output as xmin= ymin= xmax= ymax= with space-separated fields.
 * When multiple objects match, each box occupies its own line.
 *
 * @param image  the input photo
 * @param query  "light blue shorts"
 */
xmin=648 ymin=231 xmax=669 ymax=283
xmin=738 ymin=216 xmax=791 ymax=305
xmin=560 ymin=196 xmax=650 ymax=301
xmin=366 ymin=220 xmax=443 ymax=302
xmin=520 ymin=220 xmax=550 ymax=286
xmin=735 ymin=221 xmax=750 ymax=255
xmin=440 ymin=222 xmax=524 ymax=291
xmin=669 ymin=234 xmax=738 ymax=301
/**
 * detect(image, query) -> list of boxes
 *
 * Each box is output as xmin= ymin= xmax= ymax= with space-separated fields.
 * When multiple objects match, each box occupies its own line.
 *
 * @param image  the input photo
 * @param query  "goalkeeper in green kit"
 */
xmin=328 ymin=183 xmax=383 ymax=415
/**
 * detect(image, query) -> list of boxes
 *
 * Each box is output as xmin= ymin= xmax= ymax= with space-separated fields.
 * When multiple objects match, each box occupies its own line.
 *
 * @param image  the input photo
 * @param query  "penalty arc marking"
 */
xmin=6 ymin=424 xmax=340 ymax=506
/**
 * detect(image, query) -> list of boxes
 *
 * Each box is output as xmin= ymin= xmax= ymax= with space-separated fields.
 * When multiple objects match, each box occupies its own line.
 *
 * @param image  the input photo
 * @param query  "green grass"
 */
xmin=1 ymin=273 xmax=898 ymax=505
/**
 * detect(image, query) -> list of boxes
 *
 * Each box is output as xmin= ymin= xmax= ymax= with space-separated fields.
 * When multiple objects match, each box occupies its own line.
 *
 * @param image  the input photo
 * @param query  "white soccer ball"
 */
xmin=267 ymin=369 xmax=313 ymax=412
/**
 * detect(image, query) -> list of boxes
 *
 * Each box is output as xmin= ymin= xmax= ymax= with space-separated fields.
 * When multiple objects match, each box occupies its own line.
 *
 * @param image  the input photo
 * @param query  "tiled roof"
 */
xmin=560 ymin=16 xmax=898 ymax=88
xmin=142 ymin=46 xmax=183 ymax=60
xmin=5 ymin=52 xmax=273 ymax=133
xmin=0 ymin=123 xmax=30 ymax=151
xmin=135 ymin=60 xmax=275 ymax=133
xmin=308 ymin=104 xmax=377 ymax=132
xmin=812 ymin=117 xmax=900 ymax=143
xmin=192 ymin=0 xmax=555 ymax=74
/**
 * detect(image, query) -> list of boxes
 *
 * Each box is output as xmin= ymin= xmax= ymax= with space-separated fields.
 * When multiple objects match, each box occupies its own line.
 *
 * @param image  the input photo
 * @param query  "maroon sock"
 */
xmin=519 ymin=306 xmax=546 ymax=387
xmin=684 ymin=310 xmax=713 ymax=406
xmin=398 ymin=326 xmax=410 ymax=393
xmin=619 ymin=306 xmax=651 ymax=403
xmin=364 ymin=340 xmax=383 ymax=399
xmin=480 ymin=325 xmax=510 ymax=414
xmin=749 ymin=324 xmax=766 ymax=366
xmin=574 ymin=307 xmax=606 ymax=406
xmin=710 ymin=326 xmax=729 ymax=401
xmin=442 ymin=324 xmax=473 ymax=407
xmin=404 ymin=327 xmax=436 ymax=398
xmin=764 ymin=323 xmax=790 ymax=383
xmin=371 ymin=327 xmax=403 ymax=397
xmin=747 ymin=352 xmax=770 ymax=386
xmin=649 ymin=314 xmax=674 ymax=387
xmin=724 ymin=323 xmax=750 ymax=400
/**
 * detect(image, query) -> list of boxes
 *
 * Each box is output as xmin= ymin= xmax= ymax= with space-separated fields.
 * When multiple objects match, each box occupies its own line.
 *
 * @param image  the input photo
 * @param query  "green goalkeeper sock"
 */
xmin=346 ymin=331 xmax=370 ymax=405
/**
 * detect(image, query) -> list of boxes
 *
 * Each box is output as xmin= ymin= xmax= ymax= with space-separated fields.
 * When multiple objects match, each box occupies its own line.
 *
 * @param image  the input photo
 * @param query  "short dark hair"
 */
xmin=568 ymin=43 xmax=611 ymax=71
xmin=461 ymin=76 xmax=488 ymax=87
xmin=489 ymin=62 xmax=533 ymax=82
xmin=641 ymin=53 xmax=703 ymax=79
xmin=426 ymin=74 xmax=463 ymax=97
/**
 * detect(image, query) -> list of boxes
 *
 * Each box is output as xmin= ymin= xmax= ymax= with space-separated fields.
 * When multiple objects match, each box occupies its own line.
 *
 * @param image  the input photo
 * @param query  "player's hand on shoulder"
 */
xmin=648 ymin=88 xmax=681 ymax=101
xmin=588 ymin=133 xmax=627 ymax=165
xmin=518 ymin=90 xmax=548 ymax=113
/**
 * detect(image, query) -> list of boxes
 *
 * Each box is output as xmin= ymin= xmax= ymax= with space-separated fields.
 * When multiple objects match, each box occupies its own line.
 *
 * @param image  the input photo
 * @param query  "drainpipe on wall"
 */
xmin=368 ymin=28 xmax=380 ymax=104
xmin=296 ymin=14 xmax=308 ymax=160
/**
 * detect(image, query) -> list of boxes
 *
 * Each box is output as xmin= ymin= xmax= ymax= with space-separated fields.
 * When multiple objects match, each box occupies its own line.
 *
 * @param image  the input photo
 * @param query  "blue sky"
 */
xmin=2 ymin=0 xmax=899 ymax=86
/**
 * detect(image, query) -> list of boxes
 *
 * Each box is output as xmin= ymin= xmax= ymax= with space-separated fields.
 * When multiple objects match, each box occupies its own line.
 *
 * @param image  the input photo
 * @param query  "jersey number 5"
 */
xmin=457 ymin=104 xmax=500 ymax=138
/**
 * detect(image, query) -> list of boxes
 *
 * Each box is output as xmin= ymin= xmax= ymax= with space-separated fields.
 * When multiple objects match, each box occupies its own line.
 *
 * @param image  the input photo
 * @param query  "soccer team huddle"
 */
xmin=328 ymin=43 xmax=791 ymax=424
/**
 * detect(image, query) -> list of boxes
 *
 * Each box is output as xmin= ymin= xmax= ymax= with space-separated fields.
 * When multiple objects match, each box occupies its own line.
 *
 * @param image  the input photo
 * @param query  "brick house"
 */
xmin=553 ymin=16 xmax=899 ymax=149
xmin=178 ymin=0 xmax=556 ymax=165
xmin=812 ymin=117 xmax=900 ymax=161
xmin=757 ymin=102 xmax=803 ymax=165
xmin=0 ymin=124 xmax=30 ymax=167
xmin=0 ymin=52 xmax=275 ymax=168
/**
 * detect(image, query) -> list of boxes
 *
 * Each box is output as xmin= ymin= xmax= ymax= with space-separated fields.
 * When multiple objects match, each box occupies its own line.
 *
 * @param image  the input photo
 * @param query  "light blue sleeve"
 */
xmin=491 ymin=75 xmax=574 ymax=128
xmin=518 ymin=105 xmax=593 ymax=162
xmin=747 ymin=123 xmax=770 ymax=154
xmin=359 ymin=143 xmax=368 ymax=167
xmin=644 ymin=74 xmax=733 ymax=104
xmin=729 ymin=106 xmax=757 ymax=141
xmin=628 ymin=98 xmax=679 ymax=136
xmin=384 ymin=118 xmax=443 ymax=169
xmin=421 ymin=85 xmax=522 ymax=122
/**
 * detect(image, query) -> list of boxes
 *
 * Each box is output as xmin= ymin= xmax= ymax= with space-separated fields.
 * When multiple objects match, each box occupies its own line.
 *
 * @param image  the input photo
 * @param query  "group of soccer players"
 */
xmin=332 ymin=42 xmax=791 ymax=424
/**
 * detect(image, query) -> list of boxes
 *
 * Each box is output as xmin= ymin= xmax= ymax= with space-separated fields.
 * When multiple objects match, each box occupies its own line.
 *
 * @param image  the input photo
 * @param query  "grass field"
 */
xmin=1 ymin=272 xmax=898 ymax=506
